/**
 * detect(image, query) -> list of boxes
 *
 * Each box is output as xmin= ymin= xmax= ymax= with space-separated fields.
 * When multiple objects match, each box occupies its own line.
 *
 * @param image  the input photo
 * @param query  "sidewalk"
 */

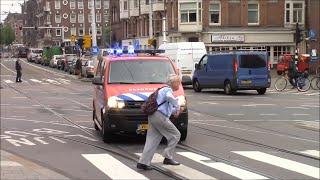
xmin=1 ymin=150 xmax=69 ymax=180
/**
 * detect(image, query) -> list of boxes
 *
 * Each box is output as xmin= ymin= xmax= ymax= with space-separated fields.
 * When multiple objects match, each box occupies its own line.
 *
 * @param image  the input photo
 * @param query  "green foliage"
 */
xmin=0 ymin=25 xmax=15 ymax=45
xmin=43 ymin=46 xmax=63 ymax=63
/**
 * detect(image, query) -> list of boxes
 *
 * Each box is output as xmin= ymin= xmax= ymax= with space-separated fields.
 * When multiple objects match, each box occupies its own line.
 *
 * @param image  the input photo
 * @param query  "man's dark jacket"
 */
xmin=15 ymin=61 xmax=22 ymax=71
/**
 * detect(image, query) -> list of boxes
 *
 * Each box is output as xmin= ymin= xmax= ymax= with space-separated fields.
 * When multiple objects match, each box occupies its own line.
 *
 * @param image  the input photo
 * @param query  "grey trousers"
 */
xmin=138 ymin=111 xmax=181 ymax=166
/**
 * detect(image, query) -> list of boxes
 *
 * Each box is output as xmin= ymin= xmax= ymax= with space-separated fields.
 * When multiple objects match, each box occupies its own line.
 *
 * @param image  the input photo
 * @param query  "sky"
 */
xmin=0 ymin=0 xmax=25 ymax=23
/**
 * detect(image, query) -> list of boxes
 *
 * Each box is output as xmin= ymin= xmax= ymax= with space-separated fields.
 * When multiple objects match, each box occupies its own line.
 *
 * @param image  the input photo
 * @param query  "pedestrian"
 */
xmin=137 ymin=74 xmax=183 ymax=170
xmin=75 ymin=58 xmax=82 ymax=78
xmin=15 ymin=58 xmax=22 ymax=82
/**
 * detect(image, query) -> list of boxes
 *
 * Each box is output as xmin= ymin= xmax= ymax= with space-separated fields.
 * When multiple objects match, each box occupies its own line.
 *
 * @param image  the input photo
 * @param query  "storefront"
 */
xmin=202 ymin=31 xmax=296 ymax=67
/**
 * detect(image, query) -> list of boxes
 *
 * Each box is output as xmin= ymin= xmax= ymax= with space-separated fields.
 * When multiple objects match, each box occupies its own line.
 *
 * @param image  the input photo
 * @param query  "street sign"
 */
xmin=91 ymin=46 xmax=99 ymax=55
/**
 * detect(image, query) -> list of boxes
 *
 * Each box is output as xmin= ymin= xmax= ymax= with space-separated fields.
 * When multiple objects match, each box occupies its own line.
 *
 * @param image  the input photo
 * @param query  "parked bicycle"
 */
xmin=274 ymin=72 xmax=310 ymax=92
xmin=310 ymin=66 xmax=320 ymax=90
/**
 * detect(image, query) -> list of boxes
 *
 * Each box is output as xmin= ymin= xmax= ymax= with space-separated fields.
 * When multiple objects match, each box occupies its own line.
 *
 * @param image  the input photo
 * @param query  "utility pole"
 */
xmin=162 ymin=16 xmax=167 ymax=44
xmin=149 ymin=0 xmax=153 ymax=39
xmin=91 ymin=0 xmax=97 ymax=47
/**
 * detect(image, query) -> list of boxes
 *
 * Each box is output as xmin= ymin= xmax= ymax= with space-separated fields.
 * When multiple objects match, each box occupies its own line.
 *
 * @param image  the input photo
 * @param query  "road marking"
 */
xmin=199 ymin=102 xmax=218 ymax=105
xmin=301 ymin=105 xmax=320 ymax=108
xmin=293 ymin=114 xmax=310 ymax=116
xmin=242 ymin=104 xmax=275 ymax=107
xmin=305 ymin=92 xmax=320 ymax=96
xmin=233 ymin=151 xmax=320 ymax=179
xmin=1 ymin=161 xmax=23 ymax=167
xmin=177 ymin=152 xmax=268 ymax=180
xmin=228 ymin=114 xmax=244 ymax=116
xmin=30 ymin=79 xmax=44 ymax=84
xmin=260 ymin=114 xmax=277 ymax=116
xmin=44 ymin=78 xmax=61 ymax=85
xmin=0 ymin=63 xmax=15 ymax=74
xmin=136 ymin=153 xmax=216 ymax=179
xmin=299 ymin=150 xmax=320 ymax=158
xmin=12 ymin=97 xmax=27 ymax=99
xmin=192 ymin=112 xmax=202 ymax=116
xmin=190 ymin=122 xmax=318 ymax=143
xmin=70 ymin=99 xmax=91 ymax=109
xmin=285 ymin=107 xmax=309 ymax=110
xmin=22 ymin=60 xmax=65 ymax=77
xmin=4 ymin=80 xmax=14 ymax=84
xmin=82 ymin=154 xmax=148 ymax=180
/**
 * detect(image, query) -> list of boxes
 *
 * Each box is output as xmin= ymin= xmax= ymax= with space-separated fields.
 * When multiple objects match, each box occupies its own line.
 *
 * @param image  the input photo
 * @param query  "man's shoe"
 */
xmin=136 ymin=163 xmax=152 ymax=170
xmin=163 ymin=158 xmax=180 ymax=165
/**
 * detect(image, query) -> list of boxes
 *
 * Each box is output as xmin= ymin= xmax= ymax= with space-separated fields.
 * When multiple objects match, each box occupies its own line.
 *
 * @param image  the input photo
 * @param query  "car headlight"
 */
xmin=107 ymin=97 xmax=125 ymax=109
xmin=177 ymin=96 xmax=186 ymax=107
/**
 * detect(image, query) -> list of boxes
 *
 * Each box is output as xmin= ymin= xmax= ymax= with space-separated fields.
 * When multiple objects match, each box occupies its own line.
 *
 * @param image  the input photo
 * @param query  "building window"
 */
xmin=55 ymin=14 xmax=61 ymax=23
xmin=145 ymin=0 xmax=149 ymax=5
xmin=96 ymin=13 xmax=101 ymax=22
xmin=97 ymin=27 xmax=102 ymax=36
xmin=180 ymin=2 xmax=197 ymax=23
xmin=104 ymin=14 xmax=109 ymax=22
xmin=78 ymin=14 xmax=84 ymax=23
xmin=228 ymin=0 xmax=240 ymax=3
xmin=123 ymin=0 xmax=128 ymax=10
xmin=70 ymin=0 xmax=75 ymax=9
xmin=70 ymin=13 xmax=77 ymax=23
xmin=88 ymin=1 xmax=93 ymax=9
xmin=273 ymin=46 xmax=292 ymax=62
xmin=55 ymin=0 xmax=61 ymax=9
xmin=248 ymin=3 xmax=259 ymax=25
xmin=46 ymin=15 xmax=51 ymax=23
xmin=134 ymin=0 xmax=138 ymax=8
xmin=88 ymin=13 xmax=92 ymax=23
xmin=56 ymin=29 xmax=61 ymax=36
xmin=79 ymin=27 xmax=84 ymax=36
xmin=78 ymin=0 xmax=83 ymax=9
xmin=71 ymin=27 xmax=76 ymax=36
xmin=96 ymin=0 xmax=101 ymax=9
xmin=209 ymin=1 xmax=220 ymax=25
xmin=285 ymin=1 xmax=304 ymax=24
xmin=104 ymin=0 xmax=109 ymax=9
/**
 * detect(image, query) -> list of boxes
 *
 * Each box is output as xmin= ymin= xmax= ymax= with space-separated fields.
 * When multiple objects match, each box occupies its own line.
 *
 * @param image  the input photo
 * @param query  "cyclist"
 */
xmin=288 ymin=58 xmax=298 ymax=88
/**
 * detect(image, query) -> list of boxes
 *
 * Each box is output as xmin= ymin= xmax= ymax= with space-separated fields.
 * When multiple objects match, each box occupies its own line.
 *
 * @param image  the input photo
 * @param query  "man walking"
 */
xmin=137 ymin=74 xmax=183 ymax=170
xmin=15 ymin=59 xmax=22 ymax=82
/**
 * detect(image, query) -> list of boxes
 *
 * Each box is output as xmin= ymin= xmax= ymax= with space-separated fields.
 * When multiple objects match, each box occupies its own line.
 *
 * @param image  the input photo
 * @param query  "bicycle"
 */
xmin=310 ymin=66 xmax=320 ymax=90
xmin=274 ymin=72 xmax=310 ymax=92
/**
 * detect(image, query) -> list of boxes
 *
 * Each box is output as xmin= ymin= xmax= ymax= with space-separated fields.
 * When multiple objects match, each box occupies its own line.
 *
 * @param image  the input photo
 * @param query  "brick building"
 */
xmin=22 ymin=0 xmax=110 ymax=48
xmin=114 ymin=0 xmax=318 ymax=66
xmin=3 ymin=13 xmax=24 ymax=44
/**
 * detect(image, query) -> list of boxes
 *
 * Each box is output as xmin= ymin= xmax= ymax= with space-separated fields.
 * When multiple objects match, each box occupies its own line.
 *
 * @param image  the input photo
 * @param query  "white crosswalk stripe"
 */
xmin=135 ymin=153 xmax=216 ymax=180
xmin=233 ymin=151 xmax=320 ymax=179
xmin=177 ymin=151 xmax=268 ymax=180
xmin=299 ymin=150 xmax=320 ymax=158
xmin=2 ymin=78 xmax=71 ymax=85
xmin=82 ymin=154 xmax=148 ymax=180
xmin=4 ymin=80 xmax=14 ymax=84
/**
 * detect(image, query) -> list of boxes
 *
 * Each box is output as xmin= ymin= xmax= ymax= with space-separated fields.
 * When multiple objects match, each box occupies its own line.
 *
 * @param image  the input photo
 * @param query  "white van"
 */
xmin=159 ymin=42 xmax=207 ymax=85
xmin=27 ymin=48 xmax=43 ymax=62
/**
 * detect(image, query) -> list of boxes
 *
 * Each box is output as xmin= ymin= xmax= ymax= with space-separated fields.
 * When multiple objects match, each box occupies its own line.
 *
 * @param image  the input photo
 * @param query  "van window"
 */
xmin=240 ymin=55 xmax=266 ymax=68
xmin=109 ymin=60 xmax=175 ymax=84
xmin=198 ymin=56 xmax=208 ymax=69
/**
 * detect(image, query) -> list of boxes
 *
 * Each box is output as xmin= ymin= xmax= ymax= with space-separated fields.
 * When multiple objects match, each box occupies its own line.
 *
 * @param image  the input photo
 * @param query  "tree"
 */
xmin=0 ymin=25 xmax=15 ymax=45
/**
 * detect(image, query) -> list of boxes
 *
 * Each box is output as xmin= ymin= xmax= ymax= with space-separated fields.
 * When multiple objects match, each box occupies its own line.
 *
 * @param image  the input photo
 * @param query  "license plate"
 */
xmin=241 ymin=80 xmax=252 ymax=84
xmin=138 ymin=124 xmax=148 ymax=130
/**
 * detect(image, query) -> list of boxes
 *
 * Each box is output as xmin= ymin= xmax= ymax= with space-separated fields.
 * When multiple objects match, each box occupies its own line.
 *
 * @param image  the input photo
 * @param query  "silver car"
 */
xmin=81 ymin=60 xmax=95 ymax=78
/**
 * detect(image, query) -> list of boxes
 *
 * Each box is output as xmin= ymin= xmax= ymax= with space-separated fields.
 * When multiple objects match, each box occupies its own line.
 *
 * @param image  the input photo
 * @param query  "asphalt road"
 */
xmin=1 ymin=57 xmax=319 ymax=180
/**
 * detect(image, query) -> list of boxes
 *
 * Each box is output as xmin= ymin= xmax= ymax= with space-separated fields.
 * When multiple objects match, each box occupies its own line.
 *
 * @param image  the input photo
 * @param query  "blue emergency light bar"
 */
xmin=134 ymin=49 xmax=165 ymax=54
xmin=106 ymin=48 xmax=165 ymax=56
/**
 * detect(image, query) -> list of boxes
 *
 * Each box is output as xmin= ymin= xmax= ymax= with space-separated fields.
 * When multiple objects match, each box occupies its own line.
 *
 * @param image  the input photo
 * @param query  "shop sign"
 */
xmin=211 ymin=35 xmax=245 ymax=43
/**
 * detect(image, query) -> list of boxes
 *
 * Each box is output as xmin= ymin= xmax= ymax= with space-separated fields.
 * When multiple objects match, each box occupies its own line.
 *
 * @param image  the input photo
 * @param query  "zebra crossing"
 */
xmin=82 ymin=149 xmax=320 ymax=180
xmin=1 ymin=78 xmax=71 ymax=85
xmin=267 ymin=88 xmax=320 ymax=96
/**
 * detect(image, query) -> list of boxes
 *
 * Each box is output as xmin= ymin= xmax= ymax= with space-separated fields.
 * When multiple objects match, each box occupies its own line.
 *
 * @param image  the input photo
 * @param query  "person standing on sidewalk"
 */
xmin=15 ymin=59 xmax=22 ymax=82
xmin=137 ymin=74 xmax=183 ymax=170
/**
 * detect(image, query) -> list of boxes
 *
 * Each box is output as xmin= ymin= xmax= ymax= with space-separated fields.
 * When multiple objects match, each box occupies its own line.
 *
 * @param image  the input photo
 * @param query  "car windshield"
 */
xmin=240 ymin=55 xmax=267 ymax=68
xmin=32 ymin=50 xmax=43 ymax=54
xmin=109 ymin=60 xmax=175 ymax=84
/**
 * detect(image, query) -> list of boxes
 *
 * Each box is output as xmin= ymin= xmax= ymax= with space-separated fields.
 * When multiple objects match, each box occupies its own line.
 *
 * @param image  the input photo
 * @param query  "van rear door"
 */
xmin=237 ymin=54 xmax=269 ymax=87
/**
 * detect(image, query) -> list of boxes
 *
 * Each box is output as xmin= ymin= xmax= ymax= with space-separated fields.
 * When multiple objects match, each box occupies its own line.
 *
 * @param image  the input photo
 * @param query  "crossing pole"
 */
xmin=149 ymin=1 xmax=153 ymax=39
xmin=91 ymin=0 xmax=97 ymax=47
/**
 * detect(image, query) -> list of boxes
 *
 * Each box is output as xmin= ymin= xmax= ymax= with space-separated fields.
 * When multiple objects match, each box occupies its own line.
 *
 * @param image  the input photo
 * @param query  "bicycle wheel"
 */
xmin=274 ymin=77 xmax=287 ymax=91
xmin=296 ymin=77 xmax=310 ymax=92
xmin=311 ymin=77 xmax=320 ymax=90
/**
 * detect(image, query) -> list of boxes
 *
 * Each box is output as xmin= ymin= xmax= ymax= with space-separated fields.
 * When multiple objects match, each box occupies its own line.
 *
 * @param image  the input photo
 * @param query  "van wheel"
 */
xmin=193 ymin=80 xmax=202 ymax=92
xmin=224 ymin=81 xmax=234 ymax=95
xmin=257 ymin=88 xmax=267 ymax=95
xmin=102 ymin=117 xmax=113 ymax=143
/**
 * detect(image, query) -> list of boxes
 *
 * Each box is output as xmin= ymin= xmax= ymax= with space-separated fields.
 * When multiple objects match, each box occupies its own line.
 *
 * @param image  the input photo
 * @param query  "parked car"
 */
xmin=64 ymin=55 xmax=78 ymax=72
xmin=81 ymin=60 xmax=95 ymax=78
xmin=159 ymin=42 xmax=207 ymax=85
xmin=50 ymin=55 xmax=64 ymax=68
xmin=17 ymin=47 xmax=28 ymax=58
xmin=27 ymin=48 xmax=43 ymax=62
xmin=68 ymin=59 xmax=78 ymax=75
xmin=193 ymin=51 xmax=271 ymax=95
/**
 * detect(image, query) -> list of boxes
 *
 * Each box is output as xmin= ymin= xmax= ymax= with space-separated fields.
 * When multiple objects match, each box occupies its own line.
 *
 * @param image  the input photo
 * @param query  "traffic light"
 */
xmin=147 ymin=38 xmax=157 ymax=49
xmin=35 ymin=26 xmax=38 ymax=31
xmin=295 ymin=23 xmax=303 ymax=45
xmin=19 ymin=26 xmax=22 ymax=30
xmin=83 ymin=35 xmax=92 ymax=49
xmin=77 ymin=38 xmax=84 ymax=48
